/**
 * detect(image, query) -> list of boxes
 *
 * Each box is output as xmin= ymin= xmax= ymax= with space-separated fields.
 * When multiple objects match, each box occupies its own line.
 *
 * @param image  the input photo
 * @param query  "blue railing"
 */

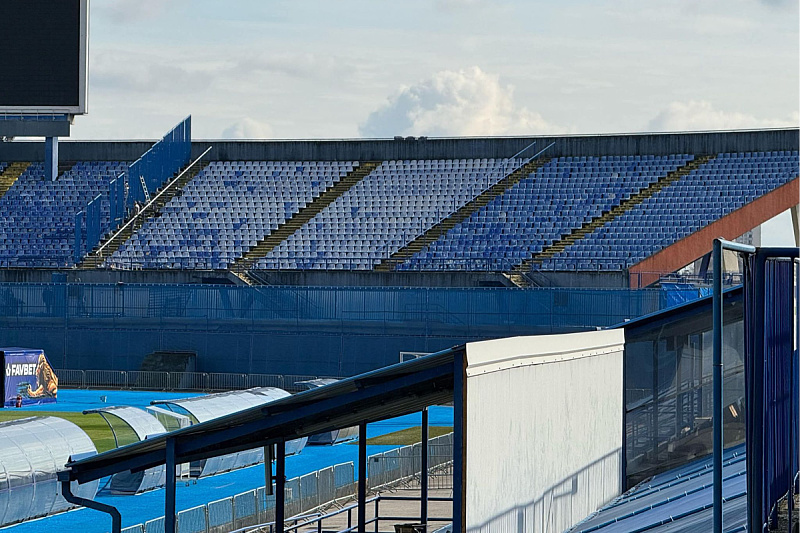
xmin=127 ymin=116 xmax=192 ymax=207
xmin=73 ymin=116 xmax=192 ymax=263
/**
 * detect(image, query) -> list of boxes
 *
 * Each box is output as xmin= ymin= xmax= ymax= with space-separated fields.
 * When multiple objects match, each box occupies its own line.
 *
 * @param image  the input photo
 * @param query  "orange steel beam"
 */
xmin=629 ymin=177 xmax=799 ymax=288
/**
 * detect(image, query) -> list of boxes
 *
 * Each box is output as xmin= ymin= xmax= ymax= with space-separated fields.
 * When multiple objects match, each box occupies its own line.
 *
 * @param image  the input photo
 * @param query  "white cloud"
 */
xmin=359 ymin=67 xmax=561 ymax=138
xmin=221 ymin=118 xmax=273 ymax=139
xmin=758 ymin=0 xmax=797 ymax=8
xmin=435 ymin=0 xmax=493 ymax=12
xmin=95 ymin=0 xmax=174 ymax=24
xmin=94 ymin=61 xmax=213 ymax=94
xmin=647 ymin=100 xmax=799 ymax=131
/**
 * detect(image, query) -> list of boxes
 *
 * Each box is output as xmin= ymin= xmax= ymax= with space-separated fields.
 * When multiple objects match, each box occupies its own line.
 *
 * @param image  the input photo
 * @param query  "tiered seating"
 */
xmin=0 ymin=162 xmax=124 ymax=268
xmin=398 ymin=155 xmax=693 ymax=271
xmin=0 ymin=162 xmax=8 ymax=174
xmin=255 ymin=158 xmax=523 ymax=270
xmin=107 ymin=161 xmax=357 ymax=269
xmin=0 ymin=150 xmax=794 ymax=272
xmin=540 ymin=151 xmax=799 ymax=271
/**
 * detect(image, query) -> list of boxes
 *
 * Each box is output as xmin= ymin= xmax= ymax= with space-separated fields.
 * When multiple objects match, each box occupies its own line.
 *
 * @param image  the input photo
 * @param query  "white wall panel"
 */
xmin=465 ymin=330 xmax=624 ymax=533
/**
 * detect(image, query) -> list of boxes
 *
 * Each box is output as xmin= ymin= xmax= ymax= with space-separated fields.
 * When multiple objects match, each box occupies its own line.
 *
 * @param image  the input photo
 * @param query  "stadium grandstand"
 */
xmin=0 ymin=129 xmax=796 ymax=282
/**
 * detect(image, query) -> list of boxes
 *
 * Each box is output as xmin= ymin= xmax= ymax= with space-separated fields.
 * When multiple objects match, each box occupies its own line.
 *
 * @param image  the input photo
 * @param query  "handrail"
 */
xmin=93 ymin=146 xmax=212 ymax=257
xmin=231 ymin=494 xmax=454 ymax=533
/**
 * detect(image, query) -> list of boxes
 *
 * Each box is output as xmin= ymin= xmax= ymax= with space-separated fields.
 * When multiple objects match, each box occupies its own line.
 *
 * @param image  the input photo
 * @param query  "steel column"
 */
xmin=750 ymin=250 xmax=768 ymax=531
xmin=421 ymin=407 xmax=429 ymax=530
xmin=276 ymin=441 xmax=286 ymax=533
xmin=452 ymin=352 xmax=465 ymax=533
xmin=45 ymin=136 xmax=58 ymax=181
xmin=712 ymin=238 xmax=724 ymax=533
xmin=265 ymin=444 xmax=274 ymax=495
xmin=165 ymin=438 xmax=176 ymax=533
xmin=358 ymin=421 xmax=367 ymax=533
xmin=712 ymin=238 xmax=756 ymax=533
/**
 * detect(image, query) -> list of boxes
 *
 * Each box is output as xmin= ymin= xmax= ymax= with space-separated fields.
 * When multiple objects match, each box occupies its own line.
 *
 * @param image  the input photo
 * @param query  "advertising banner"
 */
xmin=2 ymin=348 xmax=58 ymax=407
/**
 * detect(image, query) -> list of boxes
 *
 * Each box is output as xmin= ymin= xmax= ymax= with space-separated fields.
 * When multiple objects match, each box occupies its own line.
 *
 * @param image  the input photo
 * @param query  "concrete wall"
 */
xmin=0 ymin=269 xmax=513 ymax=287
xmin=464 ymin=330 xmax=625 ymax=533
xmin=1 ymin=128 xmax=796 ymax=162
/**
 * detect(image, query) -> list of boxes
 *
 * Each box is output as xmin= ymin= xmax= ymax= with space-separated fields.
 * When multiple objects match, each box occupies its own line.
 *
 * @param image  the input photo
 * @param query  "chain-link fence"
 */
xmin=61 ymin=369 xmax=338 ymax=393
xmin=122 ymin=433 xmax=453 ymax=533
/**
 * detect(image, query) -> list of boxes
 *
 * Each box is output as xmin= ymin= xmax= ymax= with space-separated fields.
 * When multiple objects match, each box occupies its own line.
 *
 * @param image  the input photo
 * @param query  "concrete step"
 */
xmin=233 ymin=161 xmax=382 ymax=270
xmin=79 ymin=159 xmax=211 ymax=269
xmin=509 ymin=154 xmax=717 ymax=276
xmin=0 ymin=162 xmax=30 ymax=198
xmin=375 ymin=157 xmax=552 ymax=272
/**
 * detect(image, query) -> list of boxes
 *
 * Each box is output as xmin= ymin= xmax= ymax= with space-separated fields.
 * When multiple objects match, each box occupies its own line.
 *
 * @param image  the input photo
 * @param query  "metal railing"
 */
xmin=239 ymin=494 xmax=453 ymax=533
xmin=121 ymin=433 xmax=454 ymax=533
xmin=368 ymin=433 xmax=454 ymax=490
xmin=94 ymin=146 xmax=213 ymax=262
xmin=61 ymin=369 xmax=341 ymax=393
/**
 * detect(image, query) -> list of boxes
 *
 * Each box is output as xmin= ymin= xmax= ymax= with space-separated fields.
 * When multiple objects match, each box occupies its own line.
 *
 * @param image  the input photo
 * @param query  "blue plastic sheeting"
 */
xmin=568 ymin=444 xmax=749 ymax=533
xmin=660 ymin=283 xmax=711 ymax=309
xmin=744 ymin=257 xmax=797 ymax=531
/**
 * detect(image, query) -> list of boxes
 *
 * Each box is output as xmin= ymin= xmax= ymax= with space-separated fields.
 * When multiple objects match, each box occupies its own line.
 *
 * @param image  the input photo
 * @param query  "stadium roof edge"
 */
xmin=3 ymin=126 xmax=798 ymax=144
xmin=2 ymin=128 xmax=797 ymax=162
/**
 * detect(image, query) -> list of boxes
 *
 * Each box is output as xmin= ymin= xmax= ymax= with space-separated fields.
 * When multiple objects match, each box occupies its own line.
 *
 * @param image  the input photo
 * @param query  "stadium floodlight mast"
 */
xmin=0 ymin=0 xmax=90 ymax=180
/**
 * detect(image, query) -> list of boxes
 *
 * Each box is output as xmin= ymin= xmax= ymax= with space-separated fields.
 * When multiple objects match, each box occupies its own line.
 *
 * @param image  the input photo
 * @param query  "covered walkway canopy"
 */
xmin=58 ymin=347 xmax=461 ymax=533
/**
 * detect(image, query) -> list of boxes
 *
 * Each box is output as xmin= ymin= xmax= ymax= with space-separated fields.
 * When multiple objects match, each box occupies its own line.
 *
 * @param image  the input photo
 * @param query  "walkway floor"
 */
xmin=286 ymin=485 xmax=453 ymax=533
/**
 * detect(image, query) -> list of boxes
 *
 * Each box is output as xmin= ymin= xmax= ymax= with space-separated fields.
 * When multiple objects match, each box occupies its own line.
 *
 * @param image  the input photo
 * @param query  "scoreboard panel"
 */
xmin=0 ymin=0 xmax=88 ymax=114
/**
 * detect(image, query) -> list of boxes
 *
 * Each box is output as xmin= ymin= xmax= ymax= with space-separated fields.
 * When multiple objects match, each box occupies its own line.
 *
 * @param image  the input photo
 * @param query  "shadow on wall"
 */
xmin=467 ymin=449 xmax=622 ymax=533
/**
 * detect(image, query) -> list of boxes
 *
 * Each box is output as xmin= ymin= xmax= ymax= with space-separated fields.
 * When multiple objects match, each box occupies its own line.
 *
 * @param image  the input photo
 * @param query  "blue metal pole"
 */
xmin=358 ymin=422 xmax=367 ymax=533
xmin=712 ymin=238 xmax=723 ymax=533
xmin=751 ymin=251 xmax=768 ymax=531
xmin=276 ymin=441 xmax=285 ymax=533
xmin=165 ymin=438 xmax=176 ymax=533
xmin=421 ymin=407 xmax=429 ymax=530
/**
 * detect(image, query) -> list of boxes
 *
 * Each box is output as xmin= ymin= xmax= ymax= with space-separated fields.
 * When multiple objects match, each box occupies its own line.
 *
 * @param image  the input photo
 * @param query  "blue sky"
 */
xmin=76 ymin=0 xmax=800 ymax=243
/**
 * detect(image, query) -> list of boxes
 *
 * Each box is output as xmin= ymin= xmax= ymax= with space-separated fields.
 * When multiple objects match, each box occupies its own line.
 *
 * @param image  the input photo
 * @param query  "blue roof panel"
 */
xmin=569 ymin=444 xmax=747 ymax=533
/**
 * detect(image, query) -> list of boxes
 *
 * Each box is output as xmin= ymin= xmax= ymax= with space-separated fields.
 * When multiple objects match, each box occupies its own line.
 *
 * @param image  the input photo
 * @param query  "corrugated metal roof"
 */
xmin=569 ymin=444 xmax=748 ymax=533
xmin=61 ymin=346 xmax=460 ymax=484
